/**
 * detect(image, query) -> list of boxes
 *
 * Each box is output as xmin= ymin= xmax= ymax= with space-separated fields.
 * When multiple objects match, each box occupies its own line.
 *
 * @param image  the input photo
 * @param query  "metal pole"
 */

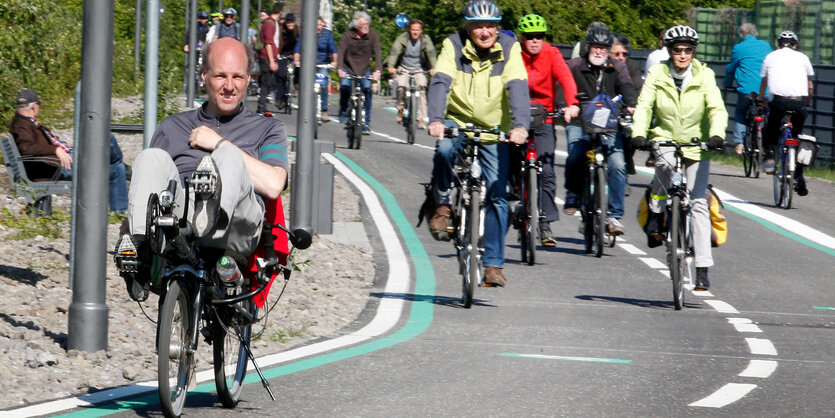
xmin=68 ymin=0 xmax=114 ymax=353
xmin=134 ymin=0 xmax=142 ymax=74
xmin=240 ymin=0 xmax=250 ymax=46
xmin=291 ymin=0 xmax=318 ymax=236
xmin=69 ymin=82 xmax=81 ymax=289
xmin=186 ymin=0 xmax=197 ymax=107
xmin=144 ymin=0 xmax=160 ymax=148
xmin=218 ymin=0 xmax=223 ymax=13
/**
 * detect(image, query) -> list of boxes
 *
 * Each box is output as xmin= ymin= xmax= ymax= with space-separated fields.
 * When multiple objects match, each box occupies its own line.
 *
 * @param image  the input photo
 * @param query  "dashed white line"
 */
xmin=738 ymin=360 xmax=778 ymax=378
xmin=639 ymin=257 xmax=667 ymax=269
xmin=618 ymin=243 xmax=646 ymax=255
xmin=745 ymin=338 xmax=778 ymax=356
xmin=704 ymin=300 xmax=740 ymax=314
xmin=370 ymin=129 xmax=435 ymax=150
xmin=689 ymin=383 xmax=758 ymax=408
xmin=727 ymin=318 xmax=763 ymax=333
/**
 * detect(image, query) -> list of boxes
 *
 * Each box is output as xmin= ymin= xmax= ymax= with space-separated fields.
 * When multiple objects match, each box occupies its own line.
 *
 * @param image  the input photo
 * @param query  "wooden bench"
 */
xmin=0 ymin=136 xmax=72 ymax=217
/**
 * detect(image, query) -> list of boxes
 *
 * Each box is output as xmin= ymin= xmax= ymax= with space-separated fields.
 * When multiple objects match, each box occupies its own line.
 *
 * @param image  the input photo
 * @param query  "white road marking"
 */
xmin=704 ymin=300 xmax=740 ymax=314
xmin=11 ymin=153 xmax=412 ymax=418
xmin=371 ymin=129 xmax=435 ymax=150
xmin=745 ymin=338 xmax=778 ymax=356
xmin=727 ymin=318 xmax=763 ymax=333
xmin=691 ymin=289 xmax=714 ymax=297
xmin=738 ymin=360 xmax=778 ymax=378
xmin=619 ymin=243 xmax=645 ymax=255
xmin=689 ymin=383 xmax=758 ymax=408
xmin=639 ymin=257 xmax=667 ymax=269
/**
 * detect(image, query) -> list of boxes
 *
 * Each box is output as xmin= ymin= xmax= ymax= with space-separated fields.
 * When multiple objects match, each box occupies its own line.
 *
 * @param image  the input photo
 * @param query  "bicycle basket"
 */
xmin=796 ymin=134 xmax=819 ymax=166
xmin=581 ymin=92 xmax=619 ymax=134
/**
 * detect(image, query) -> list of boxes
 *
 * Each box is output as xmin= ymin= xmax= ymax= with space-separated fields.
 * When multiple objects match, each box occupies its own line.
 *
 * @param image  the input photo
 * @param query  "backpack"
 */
xmin=706 ymin=184 xmax=727 ymax=247
xmin=581 ymin=91 xmax=620 ymax=133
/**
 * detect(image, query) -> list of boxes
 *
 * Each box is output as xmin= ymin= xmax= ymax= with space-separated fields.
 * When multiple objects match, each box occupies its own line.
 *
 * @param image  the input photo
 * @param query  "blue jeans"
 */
xmin=564 ymin=125 xmax=626 ymax=218
xmin=339 ymin=70 xmax=372 ymax=126
xmin=317 ymin=66 xmax=330 ymax=112
xmin=433 ymin=120 xmax=510 ymax=268
xmin=59 ymin=134 xmax=128 ymax=213
xmin=733 ymin=92 xmax=754 ymax=145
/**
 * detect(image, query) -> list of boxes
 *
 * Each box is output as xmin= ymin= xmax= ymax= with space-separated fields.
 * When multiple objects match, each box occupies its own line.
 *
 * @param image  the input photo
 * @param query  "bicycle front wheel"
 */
xmin=213 ymin=298 xmax=254 ymax=408
xmin=669 ymin=196 xmax=685 ymax=311
xmin=773 ymin=154 xmax=788 ymax=207
xmin=524 ymin=166 xmax=538 ymax=266
xmin=463 ymin=189 xmax=480 ymax=308
xmin=407 ymin=94 xmax=417 ymax=144
xmin=593 ymin=166 xmax=607 ymax=258
xmin=158 ymin=280 xmax=193 ymax=418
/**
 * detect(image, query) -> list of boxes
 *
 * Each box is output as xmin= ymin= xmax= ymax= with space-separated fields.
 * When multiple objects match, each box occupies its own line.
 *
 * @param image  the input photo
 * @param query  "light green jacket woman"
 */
xmin=632 ymin=58 xmax=727 ymax=161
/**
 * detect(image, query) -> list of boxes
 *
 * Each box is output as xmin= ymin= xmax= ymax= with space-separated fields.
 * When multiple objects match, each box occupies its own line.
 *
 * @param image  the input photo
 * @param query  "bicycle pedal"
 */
xmin=114 ymin=235 xmax=140 ymax=273
xmin=191 ymin=158 xmax=219 ymax=196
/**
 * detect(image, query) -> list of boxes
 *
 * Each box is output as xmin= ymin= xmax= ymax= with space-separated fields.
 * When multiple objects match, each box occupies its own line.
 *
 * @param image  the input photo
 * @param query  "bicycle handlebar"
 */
xmin=443 ymin=125 xmax=510 ymax=142
xmin=397 ymin=69 xmax=431 ymax=76
xmin=656 ymin=138 xmax=715 ymax=151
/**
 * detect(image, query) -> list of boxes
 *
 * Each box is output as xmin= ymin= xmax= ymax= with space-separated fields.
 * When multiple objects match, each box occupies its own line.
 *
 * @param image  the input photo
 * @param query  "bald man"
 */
xmin=115 ymin=38 xmax=290 ymax=301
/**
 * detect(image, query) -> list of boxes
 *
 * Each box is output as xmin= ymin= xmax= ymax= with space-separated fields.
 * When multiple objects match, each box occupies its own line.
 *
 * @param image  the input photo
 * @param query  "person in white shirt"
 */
xmin=643 ymin=29 xmax=670 ymax=78
xmin=758 ymin=30 xmax=814 ymax=195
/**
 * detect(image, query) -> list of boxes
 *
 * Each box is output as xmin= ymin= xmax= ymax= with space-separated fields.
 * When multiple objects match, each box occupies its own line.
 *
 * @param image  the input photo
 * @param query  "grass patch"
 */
xmin=266 ymin=325 xmax=309 ymax=344
xmin=711 ymin=152 xmax=835 ymax=183
xmin=0 ymin=208 xmax=70 ymax=240
xmin=108 ymin=211 xmax=127 ymax=225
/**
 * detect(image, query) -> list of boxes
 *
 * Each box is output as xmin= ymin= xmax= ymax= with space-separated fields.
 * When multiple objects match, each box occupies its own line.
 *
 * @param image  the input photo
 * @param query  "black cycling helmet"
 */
xmin=777 ymin=30 xmax=798 ymax=47
xmin=464 ymin=0 xmax=501 ymax=22
xmin=586 ymin=27 xmax=613 ymax=47
xmin=663 ymin=25 xmax=699 ymax=47
xmin=197 ymin=11 xmax=209 ymax=19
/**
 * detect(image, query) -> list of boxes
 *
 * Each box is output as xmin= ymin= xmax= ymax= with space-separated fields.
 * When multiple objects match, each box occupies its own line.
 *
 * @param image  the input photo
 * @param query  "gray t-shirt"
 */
xmin=150 ymin=103 xmax=289 ymax=186
xmin=401 ymin=38 xmax=422 ymax=70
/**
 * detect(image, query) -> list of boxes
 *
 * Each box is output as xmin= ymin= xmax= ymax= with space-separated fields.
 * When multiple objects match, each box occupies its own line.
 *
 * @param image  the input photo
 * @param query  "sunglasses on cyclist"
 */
xmin=671 ymin=47 xmax=694 ymax=55
xmin=525 ymin=33 xmax=546 ymax=40
xmin=612 ymin=51 xmax=629 ymax=58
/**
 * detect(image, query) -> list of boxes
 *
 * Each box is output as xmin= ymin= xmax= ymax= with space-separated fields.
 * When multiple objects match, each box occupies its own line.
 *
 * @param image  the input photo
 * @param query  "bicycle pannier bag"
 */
xmin=529 ymin=103 xmax=547 ymax=132
xmin=706 ymin=185 xmax=727 ymax=247
xmin=636 ymin=187 xmax=665 ymax=248
xmin=582 ymin=92 xmax=620 ymax=133
xmin=796 ymin=134 xmax=819 ymax=166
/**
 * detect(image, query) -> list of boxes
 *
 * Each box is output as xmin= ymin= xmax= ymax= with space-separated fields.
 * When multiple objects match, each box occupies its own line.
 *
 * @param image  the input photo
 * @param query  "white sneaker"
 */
xmin=606 ymin=217 xmax=625 ymax=236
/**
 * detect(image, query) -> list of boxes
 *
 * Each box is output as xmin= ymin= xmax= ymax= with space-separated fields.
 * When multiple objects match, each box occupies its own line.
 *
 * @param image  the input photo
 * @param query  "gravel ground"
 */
xmin=0 ymin=97 xmax=374 ymax=410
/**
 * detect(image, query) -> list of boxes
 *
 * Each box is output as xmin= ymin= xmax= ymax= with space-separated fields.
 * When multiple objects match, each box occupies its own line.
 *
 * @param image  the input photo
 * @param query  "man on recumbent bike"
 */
xmin=114 ymin=38 xmax=290 ymax=302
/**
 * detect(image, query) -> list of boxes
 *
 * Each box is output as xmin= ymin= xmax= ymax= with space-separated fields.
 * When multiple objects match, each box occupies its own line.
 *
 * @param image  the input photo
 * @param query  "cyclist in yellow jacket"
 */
xmin=631 ymin=25 xmax=727 ymax=290
xmin=426 ymin=0 xmax=530 ymax=287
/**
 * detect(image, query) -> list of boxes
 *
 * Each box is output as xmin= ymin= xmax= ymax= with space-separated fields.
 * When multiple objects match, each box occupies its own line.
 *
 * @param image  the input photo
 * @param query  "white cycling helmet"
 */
xmin=777 ymin=30 xmax=798 ymax=46
xmin=464 ymin=0 xmax=501 ymax=22
xmin=663 ymin=25 xmax=699 ymax=47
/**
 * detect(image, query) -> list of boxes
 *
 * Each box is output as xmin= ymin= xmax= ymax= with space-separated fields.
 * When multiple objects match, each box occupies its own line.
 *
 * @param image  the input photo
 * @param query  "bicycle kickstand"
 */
xmin=238 ymin=327 xmax=276 ymax=401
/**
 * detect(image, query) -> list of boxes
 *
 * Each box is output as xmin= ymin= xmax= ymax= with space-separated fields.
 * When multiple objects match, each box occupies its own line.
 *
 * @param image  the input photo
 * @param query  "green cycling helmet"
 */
xmin=518 ymin=14 xmax=547 ymax=33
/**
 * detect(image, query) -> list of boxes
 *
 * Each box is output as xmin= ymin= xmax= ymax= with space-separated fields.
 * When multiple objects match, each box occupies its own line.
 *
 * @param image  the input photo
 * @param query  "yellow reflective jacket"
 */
xmin=632 ymin=58 xmax=727 ymax=161
xmin=427 ymin=30 xmax=530 ymax=143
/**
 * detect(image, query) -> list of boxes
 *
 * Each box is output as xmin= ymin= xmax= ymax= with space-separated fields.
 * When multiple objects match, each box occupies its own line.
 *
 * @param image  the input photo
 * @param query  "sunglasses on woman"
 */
xmin=671 ymin=47 xmax=694 ymax=55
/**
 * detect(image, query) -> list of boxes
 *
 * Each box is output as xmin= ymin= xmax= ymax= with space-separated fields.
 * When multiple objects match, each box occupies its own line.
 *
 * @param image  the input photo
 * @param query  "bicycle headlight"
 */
xmin=672 ymin=172 xmax=683 ymax=187
xmin=470 ymin=161 xmax=482 ymax=178
xmin=159 ymin=190 xmax=175 ymax=207
xmin=595 ymin=153 xmax=604 ymax=164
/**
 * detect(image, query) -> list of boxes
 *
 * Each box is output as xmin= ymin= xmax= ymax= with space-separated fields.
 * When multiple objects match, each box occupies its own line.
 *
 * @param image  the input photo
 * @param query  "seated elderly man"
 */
xmin=114 ymin=37 xmax=289 ymax=301
xmin=10 ymin=88 xmax=128 ymax=212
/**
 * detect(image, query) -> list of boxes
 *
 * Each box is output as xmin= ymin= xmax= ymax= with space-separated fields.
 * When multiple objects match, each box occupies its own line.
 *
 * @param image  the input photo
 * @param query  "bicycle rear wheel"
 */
xmin=782 ymin=166 xmax=793 ymax=209
xmin=669 ymin=196 xmax=685 ymax=310
xmin=773 ymin=153 xmax=788 ymax=207
xmin=158 ymin=279 xmax=193 ymax=418
xmin=743 ymin=129 xmax=754 ymax=177
xmin=593 ymin=166 xmax=607 ymax=258
xmin=213 ymin=298 xmax=254 ymax=408
xmin=524 ymin=166 xmax=538 ymax=266
xmin=753 ymin=129 xmax=762 ymax=178
xmin=462 ymin=189 xmax=480 ymax=308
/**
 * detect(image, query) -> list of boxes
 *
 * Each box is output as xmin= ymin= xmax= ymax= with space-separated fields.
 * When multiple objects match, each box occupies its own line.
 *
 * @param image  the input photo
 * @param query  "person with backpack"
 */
xmin=564 ymin=27 xmax=636 ymax=236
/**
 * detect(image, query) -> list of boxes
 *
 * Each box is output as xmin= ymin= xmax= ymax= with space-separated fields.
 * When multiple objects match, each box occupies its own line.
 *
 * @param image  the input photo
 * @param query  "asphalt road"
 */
xmin=52 ymin=95 xmax=835 ymax=417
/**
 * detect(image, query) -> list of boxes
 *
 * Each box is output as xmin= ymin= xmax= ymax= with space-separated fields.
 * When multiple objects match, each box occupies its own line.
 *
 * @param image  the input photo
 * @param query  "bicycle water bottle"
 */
xmin=216 ymin=256 xmax=243 ymax=287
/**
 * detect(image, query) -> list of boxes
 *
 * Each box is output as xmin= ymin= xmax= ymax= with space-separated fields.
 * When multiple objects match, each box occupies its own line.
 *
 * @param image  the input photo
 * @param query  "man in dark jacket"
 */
xmin=10 ymin=89 xmax=128 ymax=213
xmin=337 ymin=11 xmax=382 ymax=134
xmin=564 ymin=28 xmax=636 ymax=236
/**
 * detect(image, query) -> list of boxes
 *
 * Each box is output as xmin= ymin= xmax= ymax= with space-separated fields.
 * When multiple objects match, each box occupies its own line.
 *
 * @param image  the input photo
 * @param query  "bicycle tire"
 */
xmin=773 ymin=153 xmax=786 ymax=207
xmin=158 ymin=279 xmax=193 ymax=418
xmin=463 ymin=189 xmax=480 ymax=308
xmin=669 ymin=196 xmax=685 ymax=310
xmin=753 ymin=129 xmax=762 ymax=178
xmin=407 ymin=94 xmax=417 ymax=145
xmin=353 ymin=99 xmax=364 ymax=149
xmin=743 ymin=129 xmax=753 ymax=178
xmin=594 ymin=166 xmax=607 ymax=258
xmin=525 ymin=166 xmax=538 ymax=266
xmin=782 ymin=166 xmax=793 ymax=209
xmin=213 ymin=298 xmax=253 ymax=408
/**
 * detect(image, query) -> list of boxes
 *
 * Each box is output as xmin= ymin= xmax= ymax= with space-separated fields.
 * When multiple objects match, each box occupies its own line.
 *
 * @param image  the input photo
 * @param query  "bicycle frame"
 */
xmin=399 ymin=69 xmax=428 ymax=144
xmin=774 ymin=112 xmax=797 ymax=208
xmin=581 ymin=132 xmax=612 ymax=257
xmin=344 ymin=74 xmax=372 ymax=149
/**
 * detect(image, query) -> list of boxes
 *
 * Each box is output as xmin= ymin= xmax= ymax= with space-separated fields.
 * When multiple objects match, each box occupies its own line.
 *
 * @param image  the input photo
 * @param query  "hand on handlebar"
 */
xmin=338 ymin=69 xmax=347 ymax=78
xmin=428 ymin=121 xmax=445 ymax=139
xmin=707 ymin=136 xmax=725 ymax=150
xmin=563 ymin=105 xmax=580 ymax=123
xmin=372 ymin=70 xmax=381 ymax=81
xmin=630 ymin=136 xmax=650 ymax=150
xmin=509 ymin=128 xmax=528 ymax=145
xmin=387 ymin=67 xmax=397 ymax=75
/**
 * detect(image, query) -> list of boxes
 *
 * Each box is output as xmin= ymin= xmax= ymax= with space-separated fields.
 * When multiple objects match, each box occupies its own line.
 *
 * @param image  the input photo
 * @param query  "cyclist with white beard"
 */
xmin=563 ymin=27 xmax=636 ymax=236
